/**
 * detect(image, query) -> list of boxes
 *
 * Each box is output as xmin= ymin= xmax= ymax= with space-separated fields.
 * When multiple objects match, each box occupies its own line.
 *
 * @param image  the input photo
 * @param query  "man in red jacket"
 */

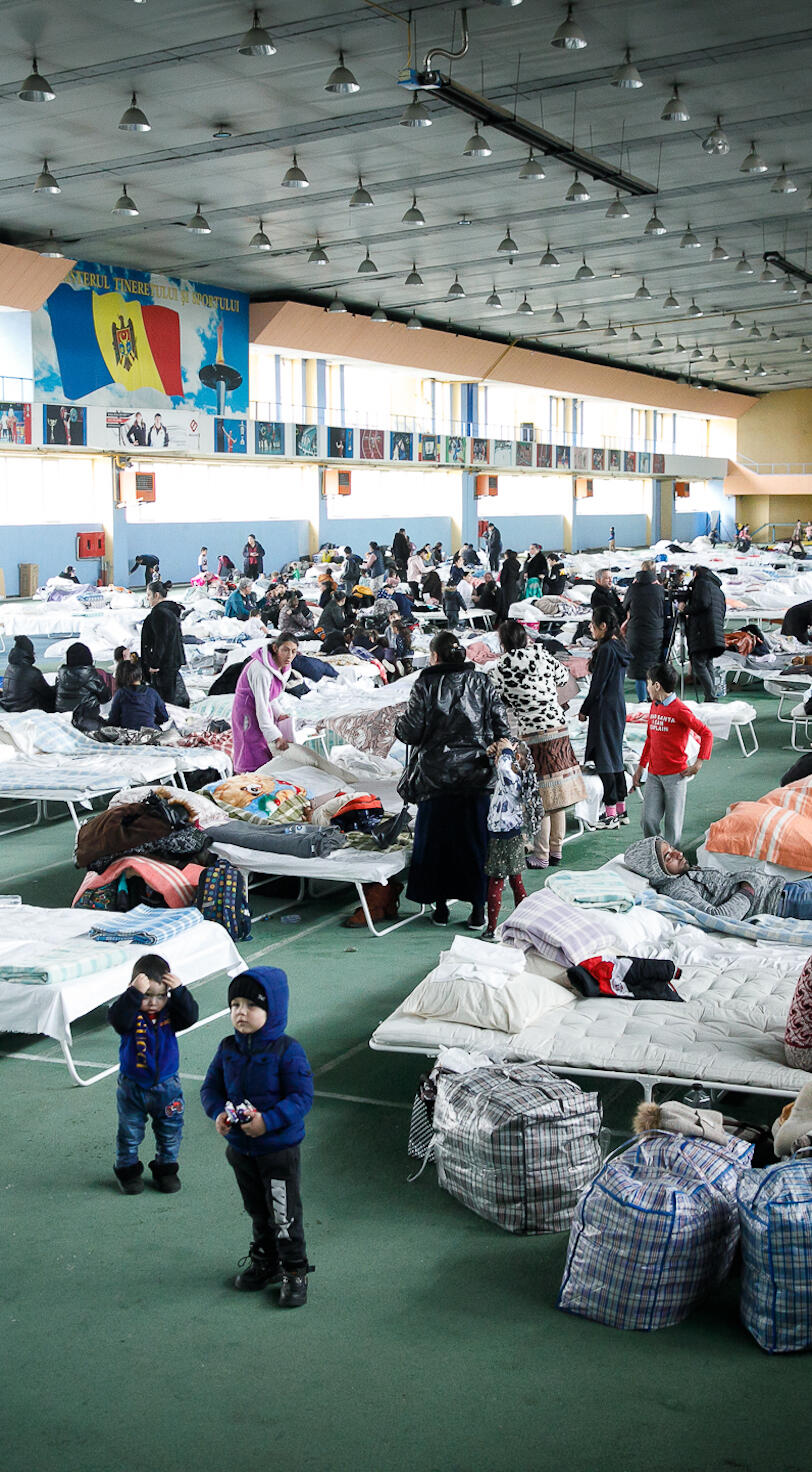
xmin=631 ymin=662 xmax=713 ymax=846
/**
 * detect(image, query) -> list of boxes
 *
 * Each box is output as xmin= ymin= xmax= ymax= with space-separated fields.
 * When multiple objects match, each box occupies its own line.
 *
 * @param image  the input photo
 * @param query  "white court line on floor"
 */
xmin=1 ymin=854 xmax=76 ymax=885
xmin=313 ymin=1040 xmax=369 ymax=1077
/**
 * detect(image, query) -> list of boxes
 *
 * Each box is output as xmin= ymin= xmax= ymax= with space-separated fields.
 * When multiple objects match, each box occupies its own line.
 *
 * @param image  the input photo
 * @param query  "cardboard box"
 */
xmin=18 ymin=563 xmax=38 ymax=598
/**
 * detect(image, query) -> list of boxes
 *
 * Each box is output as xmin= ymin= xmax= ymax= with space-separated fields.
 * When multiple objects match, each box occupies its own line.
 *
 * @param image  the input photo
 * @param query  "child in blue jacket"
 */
xmin=108 ymin=953 xmax=199 ymax=1195
xmin=200 ymin=967 xmax=314 ymax=1308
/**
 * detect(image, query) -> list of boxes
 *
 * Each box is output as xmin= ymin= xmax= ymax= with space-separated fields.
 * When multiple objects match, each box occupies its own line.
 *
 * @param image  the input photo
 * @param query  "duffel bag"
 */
xmin=738 ymin=1150 xmax=812 ymax=1353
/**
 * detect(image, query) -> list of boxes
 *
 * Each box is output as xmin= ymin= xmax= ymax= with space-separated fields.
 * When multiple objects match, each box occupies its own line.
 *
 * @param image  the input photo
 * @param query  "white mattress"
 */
xmin=370 ymin=915 xmax=810 ymax=1096
xmin=212 ymin=840 xmax=410 ymax=885
xmin=0 ymin=906 xmax=244 ymax=1045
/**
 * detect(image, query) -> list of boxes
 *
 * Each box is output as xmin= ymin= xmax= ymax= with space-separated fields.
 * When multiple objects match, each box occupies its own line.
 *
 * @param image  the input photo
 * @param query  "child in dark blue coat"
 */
xmin=200 ymin=967 xmax=314 ymax=1308
xmin=108 ymin=656 xmax=168 ymax=729
xmin=108 ymin=953 xmax=199 ymax=1195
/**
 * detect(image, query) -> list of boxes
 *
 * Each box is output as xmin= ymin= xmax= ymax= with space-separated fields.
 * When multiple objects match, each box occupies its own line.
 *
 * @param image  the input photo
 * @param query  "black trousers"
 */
xmin=226 ymin=1144 xmax=307 ymax=1268
xmin=598 ymin=770 xmax=627 ymax=807
xmin=691 ymin=652 xmax=716 ymax=702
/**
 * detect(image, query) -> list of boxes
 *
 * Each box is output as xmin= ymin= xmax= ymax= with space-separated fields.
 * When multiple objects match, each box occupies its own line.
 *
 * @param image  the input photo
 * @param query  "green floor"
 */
xmin=3 ymin=684 xmax=812 ymax=1472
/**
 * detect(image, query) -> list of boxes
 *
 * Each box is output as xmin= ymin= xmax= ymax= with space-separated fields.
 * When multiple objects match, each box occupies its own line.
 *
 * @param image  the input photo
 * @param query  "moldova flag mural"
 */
xmin=35 ymin=262 xmax=249 ymax=414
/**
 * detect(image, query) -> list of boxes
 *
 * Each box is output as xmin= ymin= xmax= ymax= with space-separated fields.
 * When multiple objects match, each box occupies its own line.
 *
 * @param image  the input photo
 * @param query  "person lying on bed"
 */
xmin=623 ymin=835 xmax=812 ymax=921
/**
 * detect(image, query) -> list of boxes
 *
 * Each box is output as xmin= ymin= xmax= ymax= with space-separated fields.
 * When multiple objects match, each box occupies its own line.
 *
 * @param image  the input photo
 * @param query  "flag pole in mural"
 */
xmin=199 ymin=321 xmax=243 ymax=416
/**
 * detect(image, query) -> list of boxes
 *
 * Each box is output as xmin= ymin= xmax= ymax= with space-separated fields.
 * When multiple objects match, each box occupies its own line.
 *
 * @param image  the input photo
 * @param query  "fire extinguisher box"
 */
xmin=76 ymin=532 xmax=106 ymax=559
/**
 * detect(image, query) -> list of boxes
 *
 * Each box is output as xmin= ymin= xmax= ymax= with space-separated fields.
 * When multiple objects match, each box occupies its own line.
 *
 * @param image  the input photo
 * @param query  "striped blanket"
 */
xmin=545 ymin=871 xmax=634 ymax=912
xmin=88 ymin=906 xmax=205 ymax=946
xmin=635 ymin=889 xmax=812 ymax=947
xmin=74 ymin=858 xmax=202 ymax=910
xmin=0 ymin=945 xmax=124 ymax=986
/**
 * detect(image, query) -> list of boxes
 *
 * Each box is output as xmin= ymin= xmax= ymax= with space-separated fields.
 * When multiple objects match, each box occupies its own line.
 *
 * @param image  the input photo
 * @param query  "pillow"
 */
xmin=402 ymin=966 xmax=575 ymax=1033
xmin=707 ymin=801 xmax=812 ymax=871
xmin=760 ymin=780 xmax=812 ymax=821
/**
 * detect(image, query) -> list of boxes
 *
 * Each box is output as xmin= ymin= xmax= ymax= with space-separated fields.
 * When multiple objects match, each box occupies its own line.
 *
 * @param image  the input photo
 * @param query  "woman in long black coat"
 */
xmin=623 ymin=564 xmax=665 ymax=701
xmin=679 ymin=565 xmax=726 ymax=703
xmin=499 ymin=550 xmax=522 ymax=612
xmin=579 ymin=609 xmax=630 ymax=829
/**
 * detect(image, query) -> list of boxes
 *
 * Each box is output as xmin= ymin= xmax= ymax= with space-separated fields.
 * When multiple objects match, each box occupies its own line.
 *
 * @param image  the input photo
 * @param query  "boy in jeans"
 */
xmin=201 ymin=967 xmax=314 ymax=1308
xmin=108 ymin=953 xmax=199 ymax=1195
xmin=631 ymin=661 xmax=713 ymax=847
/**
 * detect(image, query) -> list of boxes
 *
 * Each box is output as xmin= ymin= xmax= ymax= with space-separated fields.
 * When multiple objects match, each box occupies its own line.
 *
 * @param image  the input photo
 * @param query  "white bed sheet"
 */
xmin=0 ymin=906 xmax=244 ymax=1044
xmin=211 ymin=840 xmax=410 ymax=886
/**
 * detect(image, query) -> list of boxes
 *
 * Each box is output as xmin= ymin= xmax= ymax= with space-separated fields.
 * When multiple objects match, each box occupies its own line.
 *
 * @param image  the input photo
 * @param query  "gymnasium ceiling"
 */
xmin=2 ymin=0 xmax=812 ymax=394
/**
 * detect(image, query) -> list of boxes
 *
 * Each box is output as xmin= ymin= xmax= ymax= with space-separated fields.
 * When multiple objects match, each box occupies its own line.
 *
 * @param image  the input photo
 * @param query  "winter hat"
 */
xmin=228 ymin=974 xmax=269 ymax=1011
xmin=622 ymin=836 xmax=669 ymax=885
xmin=633 ymin=1099 xmax=729 ymax=1147
xmin=66 ymin=641 xmax=93 ymax=668
xmin=773 ymin=1080 xmax=812 ymax=1158
xmin=12 ymin=635 xmax=35 ymax=659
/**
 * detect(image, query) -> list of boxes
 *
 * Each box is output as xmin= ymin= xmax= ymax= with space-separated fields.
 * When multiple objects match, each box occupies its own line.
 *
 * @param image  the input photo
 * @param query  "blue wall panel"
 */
xmin=0 ymin=524 xmax=104 ymax=593
xmin=573 ymin=514 xmax=648 ymax=551
xmin=485 ymin=515 xmax=566 ymax=553
xmin=318 ymin=515 xmax=454 ymax=554
xmin=121 ymin=519 xmax=311 ymax=583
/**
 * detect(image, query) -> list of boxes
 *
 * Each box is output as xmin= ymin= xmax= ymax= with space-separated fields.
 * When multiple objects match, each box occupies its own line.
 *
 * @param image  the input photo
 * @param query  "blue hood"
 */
xmin=232 ymin=966 xmax=289 ymax=1045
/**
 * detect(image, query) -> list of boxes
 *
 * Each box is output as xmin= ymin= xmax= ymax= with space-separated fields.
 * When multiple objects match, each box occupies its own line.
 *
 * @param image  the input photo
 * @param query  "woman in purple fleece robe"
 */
xmin=231 ymin=636 xmax=298 ymax=774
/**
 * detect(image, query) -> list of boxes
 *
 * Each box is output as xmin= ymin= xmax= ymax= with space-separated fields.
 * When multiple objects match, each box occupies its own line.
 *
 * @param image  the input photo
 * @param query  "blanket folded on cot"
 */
xmin=495 ymin=891 xmax=618 ymax=967
xmin=545 ymin=871 xmax=634 ymax=912
xmin=0 ymin=944 xmax=124 ymax=985
xmin=88 ymin=905 xmax=205 ymax=946
xmin=635 ymin=889 xmax=812 ymax=945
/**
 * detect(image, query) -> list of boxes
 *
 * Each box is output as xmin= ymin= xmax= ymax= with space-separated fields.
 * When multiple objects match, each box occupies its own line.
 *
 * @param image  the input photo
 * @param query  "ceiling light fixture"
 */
xmin=405 ymin=263 xmax=423 ymax=286
xmin=730 ymin=315 xmax=744 ymax=330
xmin=186 ymin=203 xmax=211 ymax=234
xmin=754 ymin=362 xmax=767 ymax=377
xmin=612 ymin=47 xmax=643 ymax=89
xmin=702 ymin=116 xmax=729 ymax=155
xmin=575 ymin=255 xmax=595 ymax=280
xmin=519 ymin=150 xmax=545 ymax=180
xmin=308 ymin=239 xmax=329 ymax=265
xmin=644 ymin=207 xmax=666 ymax=236
xmin=517 ymin=295 xmax=534 ymax=315
xmin=462 ymin=121 xmax=492 ymax=157
xmin=772 ymin=164 xmax=797 ymax=194
xmin=281 ymin=155 xmax=309 ymax=188
xmin=400 ymin=95 xmax=432 ymax=127
xmin=486 ymin=286 xmax=503 ymax=308
xmin=663 ymin=288 xmax=680 ymax=309
xmin=661 ymin=85 xmax=689 ymax=122
xmin=577 ymin=312 xmax=590 ymax=329
xmin=212 ymin=124 xmax=232 ymax=139
xmin=801 ymin=286 xmax=812 ymax=305
xmin=370 ymin=304 xmax=387 ymax=322
xmin=566 ymin=172 xmax=590 ymax=202
xmin=707 ymin=349 xmax=719 ymax=364
xmin=349 ymin=176 xmax=373 ymax=207
xmin=239 ymin=10 xmax=276 ymax=56
xmin=768 ymin=326 xmax=780 ymax=341
xmin=539 ymin=243 xmax=559 ymax=267
xmin=551 ymin=4 xmax=587 ymax=49
xmin=740 ymin=140 xmax=767 ymax=174
xmin=39 ymin=230 xmax=64 ymax=258
xmin=651 ymin=333 xmax=663 ymax=349
xmin=606 ymin=192 xmax=630 ymax=219
xmin=782 ymin=275 xmax=798 ymax=294
xmin=749 ymin=321 xmax=762 ymax=338
xmin=606 ymin=321 xmax=618 ymax=337
xmin=249 ymin=220 xmax=271 ymax=251
xmin=691 ymin=344 xmax=703 ymax=360
xmin=447 ymin=273 xmax=465 ymax=299
xmin=760 ymin=263 xmax=777 ymax=282
xmin=18 ymin=58 xmax=55 ymax=103
xmin=629 ymin=327 xmax=642 ymax=341
xmin=402 ymin=195 xmax=426 ymax=225
xmin=635 ymin=278 xmax=652 ymax=300
xmin=687 ymin=298 xmax=703 ymax=317
xmin=551 ymin=304 xmax=565 ymax=324
xmin=680 ymin=223 xmax=701 ymax=248
xmin=725 ymin=356 xmax=736 ymax=369
xmin=33 ymin=159 xmax=60 ymax=194
xmin=497 ymin=225 xmax=519 ymax=255
xmin=357 ymin=247 xmax=378 ymax=274
xmin=328 ymin=294 xmax=348 ymax=313
xmin=801 ymin=340 xmax=811 ymax=354
xmin=406 ymin=313 xmax=422 ymax=330
xmin=119 ymin=92 xmax=151 ymax=132
xmin=736 ymin=250 xmax=754 ymax=274
xmin=325 ymin=51 xmax=359 ymax=94
xmin=112 ymin=183 xmax=139 ymax=216
xmin=709 ymin=237 xmax=729 ymax=262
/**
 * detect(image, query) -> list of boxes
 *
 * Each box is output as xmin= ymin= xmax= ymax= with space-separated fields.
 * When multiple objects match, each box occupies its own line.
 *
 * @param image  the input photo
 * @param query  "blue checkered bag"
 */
xmin=558 ymin=1131 xmax=752 ymax=1331
xmin=738 ymin=1151 xmax=812 ymax=1353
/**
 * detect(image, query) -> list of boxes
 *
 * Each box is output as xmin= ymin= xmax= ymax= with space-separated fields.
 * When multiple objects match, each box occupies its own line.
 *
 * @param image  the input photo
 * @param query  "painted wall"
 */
xmin=317 ymin=513 xmax=454 ymax=555
xmin=738 ymin=389 xmax=812 ymax=467
xmin=0 ymin=523 xmax=104 ymax=593
xmin=672 ymin=478 xmax=734 ymax=541
xmin=572 ymin=513 xmax=648 ymax=551
xmin=477 ymin=515 xmax=567 ymax=554
xmin=118 ymin=517 xmax=311 ymax=585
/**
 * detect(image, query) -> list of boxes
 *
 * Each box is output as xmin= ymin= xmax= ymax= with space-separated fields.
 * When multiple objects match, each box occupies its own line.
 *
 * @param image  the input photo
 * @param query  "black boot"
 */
xmin=467 ymin=906 xmax=486 ymax=930
xmin=279 ymin=1261 xmax=312 ymax=1309
xmin=114 ymin=1161 xmax=144 ymax=1195
xmin=234 ymin=1242 xmax=283 ymax=1292
xmin=148 ymin=1159 xmax=181 ymax=1194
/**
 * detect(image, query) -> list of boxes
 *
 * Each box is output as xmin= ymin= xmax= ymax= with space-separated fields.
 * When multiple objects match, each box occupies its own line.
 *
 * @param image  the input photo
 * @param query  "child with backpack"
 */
xmin=200 ymin=968 xmax=314 ymax=1308
xmin=483 ymin=740 xmax=543 ymax=939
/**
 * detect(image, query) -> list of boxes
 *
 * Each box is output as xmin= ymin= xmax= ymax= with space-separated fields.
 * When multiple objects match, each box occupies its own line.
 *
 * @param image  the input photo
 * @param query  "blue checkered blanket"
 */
xmin=635 ymin=888 xmax=812 ymax=946
xmin=89 ymin=906 xmax=204 ymax=946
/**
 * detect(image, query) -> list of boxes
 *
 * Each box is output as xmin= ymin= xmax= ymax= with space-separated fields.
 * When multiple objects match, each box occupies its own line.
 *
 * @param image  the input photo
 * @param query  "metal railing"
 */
xmin=737 ymin=454 xmax=812 ymax=474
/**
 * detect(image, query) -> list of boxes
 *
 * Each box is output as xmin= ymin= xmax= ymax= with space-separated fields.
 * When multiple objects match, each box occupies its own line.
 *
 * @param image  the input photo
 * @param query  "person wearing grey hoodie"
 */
xmin=622 ymin=835 xmax=812 ymax=920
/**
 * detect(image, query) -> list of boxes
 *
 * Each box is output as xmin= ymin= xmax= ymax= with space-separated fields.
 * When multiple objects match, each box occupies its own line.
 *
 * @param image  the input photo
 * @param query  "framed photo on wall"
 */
xmin=360 ymin=428 xmax=384 ymax=460
xmin=255 ymin=420 xmax=284 ymax=455
xmin=653 ymin=453 xmax=665 ymax=474
xmin=471 ymin=437 xmax=490 ymax=463
xmin=295 ymin=424 xmax=318 ymax=456
xmin=537 ymin=443 xmax=552 ymax=468
xmin=608 ymin=448 xmax=622 ymax=472
xmin=493 ymin=439 xmax=513 ymax=467
xmin=591 ymin=447 xmax=605 ymax=471
xmin=555 ymin=444 xmax=571 ymax=469
xmin=419 ymin=433 xmax=440 ymax=462
xmin=572 ymin=445 xmax=589 ymax=471
xmin=623 ymin=450 xmax=637 ymax=473
xmin=328 ymin=426 xmax=353 ymax=458
xmin=215 ymin=418 xmax=247 ymax=453
xmin=515 ymin=441 xmax=533 ymax=467
xmin=390 ymin=431 xmax=413 ymax=461
xmin=0 ymin=403 xmax=31 ymax=444
xmin=444 ymin=434 xmax=466 ymax=464
xmin=43 ymin=404 xmax=86 ymax=446
xmin=638 ymin=451 xmax=651 ymax=473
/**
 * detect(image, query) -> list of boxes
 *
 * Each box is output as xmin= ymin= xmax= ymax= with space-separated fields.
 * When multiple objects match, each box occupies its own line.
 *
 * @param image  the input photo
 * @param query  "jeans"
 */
xmin=780 ymin=879 xmax=812 ymax=920
xmin=115 ymin=1073 xmax=184 ymax=1168
xmin=691 ymin=652 xmax=716 ymax=702
xmin=226 ymin=1144 xmax=307 ymax=1269
xmin=634 ymin=679 xmax=648 ymax=703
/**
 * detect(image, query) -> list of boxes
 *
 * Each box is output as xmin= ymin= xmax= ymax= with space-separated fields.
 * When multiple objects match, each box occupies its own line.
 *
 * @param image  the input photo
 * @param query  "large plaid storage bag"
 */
xmin=738 ymin=1156 xmax=812 ymax=1353
xmin=432 ymin=1062 xmax=602 ymax=1233
xmin=558 ymin=1132 xmax=752 ymax=1330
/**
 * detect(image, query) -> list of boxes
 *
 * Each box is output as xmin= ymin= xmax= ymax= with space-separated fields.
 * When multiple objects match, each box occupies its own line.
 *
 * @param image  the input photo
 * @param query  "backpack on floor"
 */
xmin=738 ymin=1152 xmax=812 ymax=1353
xmin=195 ymin=858 xmax=252 ymax=941
xmin=433 ymin=1061 xmax=602 ymax=1234
xmin=558 ymin=1131 xmax=752 ymax=1331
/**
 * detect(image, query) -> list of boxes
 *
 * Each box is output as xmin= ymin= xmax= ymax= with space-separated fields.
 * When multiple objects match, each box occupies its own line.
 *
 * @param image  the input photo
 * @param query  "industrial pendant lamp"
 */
xmin=19 ymin=58 xmax=55 ymax=103
xmin=281 ymin=155 xmax=309 ymax=188
xmin=551 ymin=304 xmax=565 ymax=324
xmin=308 ymin=239 xmax=329 ymax=265
xmin=709 ymin=237 xmax=729 ymax=262
xmin=497 ymin=224 xmax=519 ymax=255
xmin=405 ymin=263 xmax=423 ymax=286
xmin=663 ymin=287 xmax=680 ymax=309
xmin=186 ymin=203 xmax=211 ymax=234
xmin=575 ymin=255 xmax=595 ymax=281
xmin=357 ymin=247 xmax=378 ymax=274
xmin=325 ymin=52 xmax=360 ymax=94
xmin=635 ymin=278 xmax=651 ymax=300
xmin=39 ymin=230 xmax=64 ymax=258
xmin=402 ymin=195 xmax=426 ymax=225
xmin=519 ymin=150 xmax=545 ymax=180
xmin=566 ymin=172 xmax=590 ymax=202
xmin=661 ymin=86 xmax=689 ymax=122
xmin=680 ymin=223 xmax=700 ymax=248
xmin=33 ymin=159 xmax=60 ymax=194
xmin=462 ymin=122 xmax=492 ymax=157
xmin=400 ymin=95 xmax=432 ymax=127
xmin=735 ymin=250 xmax=754 ymax=274
xmin=702 ymin=117 xmax=729 ymax=155
xmin=551 ymin=5 xmax=587 ymax=49
xmin=739 ymin=141 xmax=767 ymax=174
xmin=370 ymin=304 xmax=387 ymax=322
xmin=119 ymin=92 xmax=151 ymax=132
xmin=447 ymin=273 xmax=465 ymax=299
xmin=612 ymin=48 xmax=643 ymax=89
xmin=239 ymin=10 xmax=276 ymax=56
xmin=328 ymin=294 xmax=348 ymax=312
xmin=112 ymin=183 xmax=139 ymax=216
xmin=249 ymin=221 xmax=271 ymax=250
xmin=349 ymin=177 xmax=373 ymax=207
xmin=539 ymin=243 xmax=559 ymax=267
xmin=606 ymin=193 xmax=630 ymax=219
xmin=517 ymin=295 xmax=534 ymax=315
xmin=486 ymin=286 xmax=504 ymax=308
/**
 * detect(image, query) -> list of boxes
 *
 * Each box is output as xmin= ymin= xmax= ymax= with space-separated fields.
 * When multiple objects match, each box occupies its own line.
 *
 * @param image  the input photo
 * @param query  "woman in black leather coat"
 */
xmin=54 ymin=642 xmax=110 ymax=731
xmin=395 ymin=630 xmax=509 ymax=929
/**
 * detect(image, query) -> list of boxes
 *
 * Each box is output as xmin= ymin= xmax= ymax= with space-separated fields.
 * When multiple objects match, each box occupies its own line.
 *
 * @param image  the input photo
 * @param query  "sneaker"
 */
xmin=279 ymin=1264 xmax=310 ymax=1308
xmin=234 ymin=1246 xmax=283 ymax=1292
xmin=616 ymin=813 xmax=630 ymax=826
xmin=548 ymin=852 xmax=562 ymax=866
xmin=481 ymin=928 xmax=495 ymax=941
xmin=596 ymin=814 xmax=620 ymax=830
xmin=466 ymin=908 xmax=486 ymax=930
xmin=526 ymin=857 xmax=549 ymax=870
xmin=431 ymin=904 xmax=449 ymax=927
